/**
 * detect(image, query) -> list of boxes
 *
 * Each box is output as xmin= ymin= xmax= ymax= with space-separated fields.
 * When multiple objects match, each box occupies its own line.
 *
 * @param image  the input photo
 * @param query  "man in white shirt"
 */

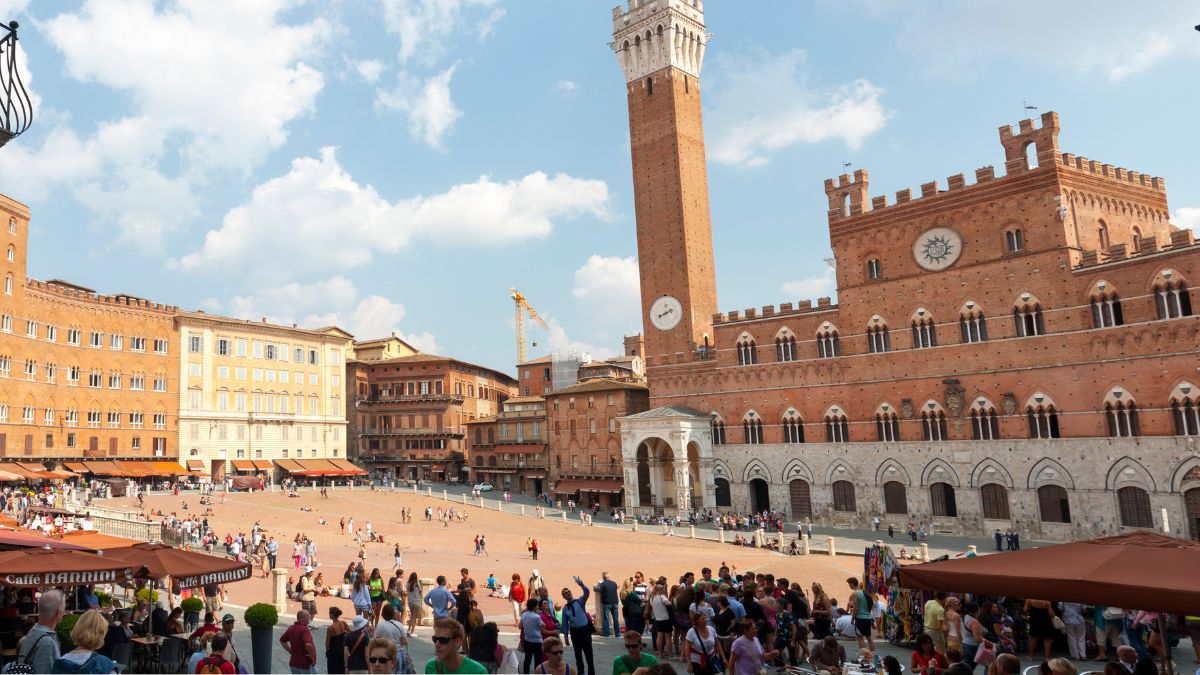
xmin=833 ymin=608 xmax=857 ymax=640
xmin=374 ymin=603 xmax=409 ymax=663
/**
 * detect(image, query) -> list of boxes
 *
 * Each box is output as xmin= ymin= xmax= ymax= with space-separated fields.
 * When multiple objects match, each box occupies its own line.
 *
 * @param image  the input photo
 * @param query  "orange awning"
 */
xmin=186 ymin=460 xmax=205 ymax=472
xmin=329 ymin=459 xmax=366 ymax=475
xmin=275 ymin=459 xmax=305 ymax=473
xmin=230 ymin=460 xmax=256 ymax=472
xmin=554 ymin=478 xmax=624 ymax=494
xmin=15 ymin=462 xmax=46 ymax=473
xmin=114 ymin=462 xmax=154 ymax=477
xmin=152 ymin=462 xmax=190 ymax=476
xmin=58 ymin=529 xmax=142 ymax=552
xmin=65 ymin=462 xmax=88 ymax=472
xmin=0 ymin=463 xmax=43 ymax=479
xmin=83 ymin=461 xmax=130 ymax=477
xmin=250 ymin=459 xmax=272 ymax=471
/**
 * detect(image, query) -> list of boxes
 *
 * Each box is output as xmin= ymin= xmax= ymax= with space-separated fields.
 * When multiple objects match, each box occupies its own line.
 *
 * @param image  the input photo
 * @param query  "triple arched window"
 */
xmin=959 ymin=303 xmax=987 ymax=344
xmin=742 ymin=414 xmax=763 ymax=444
xmin=866 ymin=318 xmax=890 ymax=353
xmin=736 ymin=337 xmax=757 ymax=366
xmin=815 ymin=328 xmax=840 ymax=359
xmin=824 ymin=408 xmax=849 ymax=443
xmin=776 ymin=333 xmax=797 ymax=362
xmin=1090 ymin=283 xmax=1124 ymax=328
xmin=1013 ymin=296 xmax=1045 ymax=337
xmin=1154 ymin=279 xmax=1192 ymax=319
xmin=1104 ymin=389 xmax=1139 ymax=437
xmin=1171 ymin=385 xmax=1199 ymax=436
xmin=970 ymin=400 xmax=1000 ymax=440
xmin=1027 ymin=395 xmax=1060 ymax=439
xmin=710 ymin=417 xmax=726 ymax=445
xmin=875 ymin=405 xmax=900 ymax=442
xmin=911 ymin=310 xmax=937 ymax=349
xmin=921 ymin=405 xmax=948 ymax=441
xmin=782 ymin=411 xmax=804 ymax=443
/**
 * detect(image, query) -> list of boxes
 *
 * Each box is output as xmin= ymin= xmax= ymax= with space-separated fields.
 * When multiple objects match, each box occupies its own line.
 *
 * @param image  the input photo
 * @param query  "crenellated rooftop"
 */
xmin=26 ymin=278 xmax=179 ymax=314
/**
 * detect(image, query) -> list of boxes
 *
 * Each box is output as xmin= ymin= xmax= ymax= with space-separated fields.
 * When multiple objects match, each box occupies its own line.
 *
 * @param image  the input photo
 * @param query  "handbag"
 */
xmin=1102 ymin=608 xmax=1125 ymax=621
xmin=974 ymin=641 xmax=997 ymax=666
xmin=1052 ymin=617 xmax=1066 ymax=632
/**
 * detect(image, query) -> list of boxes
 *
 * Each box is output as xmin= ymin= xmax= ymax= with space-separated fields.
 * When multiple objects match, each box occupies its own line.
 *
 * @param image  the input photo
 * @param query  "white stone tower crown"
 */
xmin=610 ymin=0 xmax=709 ymax=83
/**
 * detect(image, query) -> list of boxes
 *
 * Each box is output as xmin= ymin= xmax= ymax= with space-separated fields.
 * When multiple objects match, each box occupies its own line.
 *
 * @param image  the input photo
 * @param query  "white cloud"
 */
xmin=553 ymin=80 xmax=579 ymax=97
xmin=349 ymin=58 xmax=385 ymax=83
xmin=572 ymin=255 xmax=640 ymax=327
xmin=173 ymin=147 xmax=609 ymax=278
xmin=1173 ymin=207 xmax=1200 ymax=233
xmin=541 ymin=319 xmax=618 ymax=362
xmin=380 ymin=0 xmax=503 ymax=66
xmin=375 ymin=64 xmax=463 ymax=149
xmin=0 ymin=1 xmax=29 ymax=17
xmin=780 ymin=268 xmax=836 ymax=301
xmin=878 ymin=1 xmax=1200 ymax=82
xmin=705 ymin=49 xmax=891 ymax=168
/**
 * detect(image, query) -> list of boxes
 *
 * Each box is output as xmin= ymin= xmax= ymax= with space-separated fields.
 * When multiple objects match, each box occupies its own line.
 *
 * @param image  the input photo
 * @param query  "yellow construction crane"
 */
xmin=510 ymin=287 xmax=550 ymax=363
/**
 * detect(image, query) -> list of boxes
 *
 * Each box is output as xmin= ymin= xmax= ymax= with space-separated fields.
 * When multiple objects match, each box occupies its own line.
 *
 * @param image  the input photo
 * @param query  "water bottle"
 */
xmin=875 ymin=653 xmax=882 ymax=675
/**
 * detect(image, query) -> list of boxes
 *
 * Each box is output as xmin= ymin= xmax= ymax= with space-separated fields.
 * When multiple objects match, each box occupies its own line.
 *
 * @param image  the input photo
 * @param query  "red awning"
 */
xmin=251 ymin=460 xmax=274 ymax=471
xmin=555 ymin=478 xmax=624 ymax=494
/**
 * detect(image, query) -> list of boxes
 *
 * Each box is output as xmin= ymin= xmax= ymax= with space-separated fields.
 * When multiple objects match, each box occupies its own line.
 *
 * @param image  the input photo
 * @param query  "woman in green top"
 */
xmin=368 ymin=568 xmax=385 ymax=626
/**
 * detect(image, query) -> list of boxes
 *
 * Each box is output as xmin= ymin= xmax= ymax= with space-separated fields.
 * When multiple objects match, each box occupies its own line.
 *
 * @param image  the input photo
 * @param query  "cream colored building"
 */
xmin=175 ymin=312 xmax=353 ymax=482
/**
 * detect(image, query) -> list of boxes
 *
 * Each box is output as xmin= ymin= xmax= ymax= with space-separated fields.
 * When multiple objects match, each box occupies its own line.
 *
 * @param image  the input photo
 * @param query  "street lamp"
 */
xmin=0 ymin=22 xmax=33 ymax=148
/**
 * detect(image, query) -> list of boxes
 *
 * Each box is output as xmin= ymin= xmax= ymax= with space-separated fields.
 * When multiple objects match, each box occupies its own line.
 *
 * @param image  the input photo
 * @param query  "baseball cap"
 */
xmin=221 ymin=614 xmax=235 ymax=623
xmin=304 ymin=566 xmax=313 ymax=573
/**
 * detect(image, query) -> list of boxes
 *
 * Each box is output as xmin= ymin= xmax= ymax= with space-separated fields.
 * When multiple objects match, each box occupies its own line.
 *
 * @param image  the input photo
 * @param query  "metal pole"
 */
xmin=1157 ymin=613 xmax=1173 ymax=675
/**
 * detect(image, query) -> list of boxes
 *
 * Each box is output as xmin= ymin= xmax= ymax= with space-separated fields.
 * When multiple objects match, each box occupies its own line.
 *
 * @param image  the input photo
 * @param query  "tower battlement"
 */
xmin=611 ymin=0 xmax=708 ymax=83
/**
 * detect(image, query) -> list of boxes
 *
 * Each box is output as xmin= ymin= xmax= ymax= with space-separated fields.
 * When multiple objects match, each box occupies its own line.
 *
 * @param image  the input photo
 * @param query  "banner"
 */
xmin=175 ymin=563 xmax=253 ymax=589
xmin=3 ymin=568 xmax=137 ymax=587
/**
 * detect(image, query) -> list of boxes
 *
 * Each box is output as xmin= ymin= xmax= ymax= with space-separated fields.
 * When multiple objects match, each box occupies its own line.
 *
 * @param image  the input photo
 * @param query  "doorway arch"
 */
xmin=749 ymin=478 xmax=770 ymax=513
xmin=714 ymin=478 xmax=731 ymax=507
xmin=634 ymin=436 xmax=673 ymax=508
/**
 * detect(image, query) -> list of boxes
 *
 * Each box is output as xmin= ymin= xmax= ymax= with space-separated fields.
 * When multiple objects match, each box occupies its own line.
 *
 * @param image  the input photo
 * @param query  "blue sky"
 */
xmin=1 ymin=0 xmax=1197 ymax=375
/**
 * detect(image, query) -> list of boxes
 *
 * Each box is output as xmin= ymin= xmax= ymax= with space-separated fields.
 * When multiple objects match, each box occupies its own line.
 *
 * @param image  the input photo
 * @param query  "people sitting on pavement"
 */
xmin=809 ymin=635 xmax=846 ymax=675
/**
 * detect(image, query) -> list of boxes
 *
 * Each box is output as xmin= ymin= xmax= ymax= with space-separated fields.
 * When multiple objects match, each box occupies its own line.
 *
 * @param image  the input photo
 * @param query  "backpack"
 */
xmin=50 ymin=652 xmax=117 ymax=674
xmin=294 ymin=579 xmax=304 ymax=595
xmin=3 ymin=631 xmax=56 ymax=674
xmin=199 ymin=655 xmax=229 ymax=674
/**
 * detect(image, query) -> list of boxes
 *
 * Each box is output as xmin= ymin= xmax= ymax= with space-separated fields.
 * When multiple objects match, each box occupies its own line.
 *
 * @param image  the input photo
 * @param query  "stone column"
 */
xmin=919 ymin=543 xmax=930 ymax=562
xmin=271 ymin=568 xmax=288 ymax=614
xmin=418 ymin=578 xmax=436 ymax=626
xmin=802 ymin=535 xmax=810 ymax=555
xmin=827 ymin=536 xmax=837 ymax=557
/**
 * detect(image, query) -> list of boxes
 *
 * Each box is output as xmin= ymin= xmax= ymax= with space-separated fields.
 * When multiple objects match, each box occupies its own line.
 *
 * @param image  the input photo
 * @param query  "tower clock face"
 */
xmin=649 ymin=295 xmax=683 ymax=331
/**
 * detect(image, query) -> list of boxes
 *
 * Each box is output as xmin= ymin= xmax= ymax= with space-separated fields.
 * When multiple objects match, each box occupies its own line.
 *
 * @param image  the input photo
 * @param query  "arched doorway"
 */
xmin=714 ymin=478 xmax=731 ymax=507
xmin=686 ymin=441 xmax=702 ymax=509
xmin=1184 ymin=488 xmax=1200 ymax=540
xmin=749 ymin=478 xmax=770 ymax=513
xmin=883 ymin=481 xmax=907 ymax=514
xmin=636 ymin=443 xmax=652 ymax=507
xmin=634 ymin=436 xmax=673 ymax=508
xmin=788 ymin=480 xmax=812 ymax=518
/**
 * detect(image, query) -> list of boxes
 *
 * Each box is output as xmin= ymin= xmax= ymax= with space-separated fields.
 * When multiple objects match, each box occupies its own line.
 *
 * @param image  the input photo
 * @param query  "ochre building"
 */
xmin=609 ymin=0 xmax=1200 ymax=541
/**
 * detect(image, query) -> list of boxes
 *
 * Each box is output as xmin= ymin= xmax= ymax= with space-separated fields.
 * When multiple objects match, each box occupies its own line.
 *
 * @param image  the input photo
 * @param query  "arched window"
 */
xmin=714 ymin=478 xmax=731 ymax=507
xmin=882 ymin=481 xmax=907 ymax=514
xmin=815 ymin=328 xmax=840 ymax=359
xmin=866 ymin=258 xmax=881 ymax=280
xmin=831 ymin=480 xmax=856 ymax=512
xmin=1013 ymin=295 xmax=1045 ymax=337
xmin=736 ymin=337 xmax=758 ymax=366
xmin=782 ymin=411 xmax=804 ymax=444
xmin=1037 ymin=484 xmax=1071 ymax=523
xmin=1105 ymin=389 xmax=1140 ymax=437
xmin=921 ymin=407 xmax=948 ymax=441
xmin=776 ymin=333 xmax=798 ymax=362
xmin=970 ymin=399 xmax=1000 ymax=440
xmin=980 ymin=484 xmax=1011 ymax=520
xmin=1026 ymin=393 xmax=1060 ymax=439
xmin=3 ymin=275 xmax=10 ymax=295
xmin=875 ymin=404 xmax=900 ymax=442
xmin=1090 ymin=288 xmax=1124 ymax=328
xmin=930 ymin=482 xmax=958 ymax=517
xmin=1024 ymin=141 xmax=1038 ymax=170
xmin=824 ymin=408 xmax=849 ymax=443
xmin=1131 ymin=226 xmax=1143 ymax=252
xmin=742 ymin=414 xmax=763 ymax=444
xmin=710 ymin=416 xmax=726 ymax=445
xmin=959 ymin=303 xmax=988 ymax=344
xmin=1117 ymin=486 xmax=1153 ymax=528
xmin=911 ymin=309 xmax=937 ymax=349
xmin=1154 ymin=274 xmax=1192 ymax=319
xmin=1005 ymin=229 xmax=1024 ymax=253
xmin=866 ymin=318 xmax=890 ymax=353
xmin=1097 ymin=220 xmax=1110 ymax=250
xmin=5 ymin=246 xmax=11 ymax=261
xmin=1170 ymin=384 xmax=1199 ymax=435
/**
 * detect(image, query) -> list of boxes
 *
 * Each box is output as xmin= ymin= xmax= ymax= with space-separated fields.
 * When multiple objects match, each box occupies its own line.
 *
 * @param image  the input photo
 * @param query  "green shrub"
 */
xmin=243 ymin=603 xmax=278 ymax=629
xmin=56 ymin=614 xmax=80 ymax=651
xmin=180 ymin=597 xmax=204 ymax=613
xmin=135 ymin=588 xmax=159 ymax=604
xmin=95 ymin=591 xmax=111 ymax=607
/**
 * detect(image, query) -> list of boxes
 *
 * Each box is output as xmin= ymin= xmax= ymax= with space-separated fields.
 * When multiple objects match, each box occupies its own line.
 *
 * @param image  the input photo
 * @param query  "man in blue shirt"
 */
xmin=726 ymin=591 xmax=746 ymax=619
xmin=424 ymin=575 xmax=457 ymax=619
xmin=560 ymin=576 xmax=594 ymax=675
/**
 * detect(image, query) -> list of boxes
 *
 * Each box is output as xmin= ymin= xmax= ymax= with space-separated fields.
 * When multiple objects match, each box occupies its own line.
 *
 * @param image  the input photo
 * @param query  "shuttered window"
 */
xmin=980 ymin=484 xmax=1010 ymax=520
xmin=831 ymin=480 xmax=856 ymax=512
xmin=883 ymin=481 xmax=907 ymax=514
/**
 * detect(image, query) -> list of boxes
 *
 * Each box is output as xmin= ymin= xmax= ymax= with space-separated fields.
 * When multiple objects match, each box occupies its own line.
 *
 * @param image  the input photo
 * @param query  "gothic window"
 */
xmin=1090 ymin=288 xmax=1124 ymax=328
xmin=867 ymin=321 xmax=891 ymax=353
xmin=736 ymin=338 xmax=758 ymax=366
xmin=1027 ymin=400 xmax=1060 ymax=439
xmin=875 ymin=406 xmax=900 ymax=442
xmin=959 ymin=304 xmax=988 ymax=344
xmin=831 ymin=480 xmax=856 ymax=512
xmin=742 ymin=415 xmax=763 ymax=445
xmin=1117 ymin=486 xmax=1153 ymax=528
xmin=782 ymin=412 xmax=804 ymax=444
xmin=930 ymin=482 xmax=958 ymax=517
xmin=882 ymin=481 xmax=907 ymax=514
xmin=980 ymin=484 xmax=1011 ymax=520
xmin=816 ymin=329 xmax=840 ymax=359
xmin=1005 ymin=229 xmax=1024 ymax=253
xmin=710 ymin=416 xmax=726 ymax=445
xmin=714 ymin=478 xmax=731 ymax=507
xmin=1154 ymin=279 xmax=1192 ymax=319
xmin=1171 ymin=385 xmax=1199 ymax=435
xmin=1097 ymin=220 xmax=1110 ymax=250
xmin=1131 ymin=227 xmax=1143 ymax=252
xmin=922 ymin=408 xmax=948 ymax=441
xmin=1105 ymin=391 xmax=1140 ymax=438
xmin=866 ymin=258 xmax=881 ymax=280
xmin=824 ymin=409 xmax=849 ymax=443
xmin=776 ymin=334 xmax=798 ymax=362
xmin=970 ymin=400 xmax=1000 ymax=441
xmin=1013 ymin=296 xmax=1045 ymax=337
xmin=911 ymin=311 xmax=937 ymax=349
xmin=1038 ymin=485 xmax=1070 ymax=523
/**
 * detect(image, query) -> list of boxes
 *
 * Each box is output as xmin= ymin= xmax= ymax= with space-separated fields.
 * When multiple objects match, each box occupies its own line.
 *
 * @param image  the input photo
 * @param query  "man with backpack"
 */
xmin=196 ymin=632 xmax=235 ymax=674
xmin=8 ymin=589 xmax=64 ymax=673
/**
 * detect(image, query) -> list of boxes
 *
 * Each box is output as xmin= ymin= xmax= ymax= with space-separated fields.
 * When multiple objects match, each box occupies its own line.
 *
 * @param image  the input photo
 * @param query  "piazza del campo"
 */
xmin=0 ymin=2 xmax=1196 ymax=675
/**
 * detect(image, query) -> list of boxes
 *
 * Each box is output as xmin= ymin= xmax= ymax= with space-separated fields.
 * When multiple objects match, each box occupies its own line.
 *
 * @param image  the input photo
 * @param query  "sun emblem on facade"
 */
xmin=912 ymin=227 xmax=963 ymax=271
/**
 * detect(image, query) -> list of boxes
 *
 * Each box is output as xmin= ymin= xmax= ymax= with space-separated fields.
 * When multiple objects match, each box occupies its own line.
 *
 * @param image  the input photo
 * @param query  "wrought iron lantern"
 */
xmin=0 ymin=21 xmax=32 ymax=149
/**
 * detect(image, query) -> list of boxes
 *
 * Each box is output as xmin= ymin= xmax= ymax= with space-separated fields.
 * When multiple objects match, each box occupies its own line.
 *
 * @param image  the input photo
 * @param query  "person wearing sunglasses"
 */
xmin=534 ymin=637 xmax=572 ymax=675
xmin=425 ymin=618 xmax=488 ymax=674
xmin=613 ymin=630 xmax=658 ymax=675
xmin=367 ymin=638 xmax=397 ymax=675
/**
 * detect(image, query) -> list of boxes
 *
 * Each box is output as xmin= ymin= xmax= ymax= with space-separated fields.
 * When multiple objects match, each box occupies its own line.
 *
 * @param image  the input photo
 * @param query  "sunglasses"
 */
xmin=431 ymin=636 xmax=455 ymax=644
xmin=368 ymin=657 xmax=393 ymax=664
xmin=625 ymin=643 xmax=642 ymax=649
xmin=548 ymin=651 xmax=564 ymax=656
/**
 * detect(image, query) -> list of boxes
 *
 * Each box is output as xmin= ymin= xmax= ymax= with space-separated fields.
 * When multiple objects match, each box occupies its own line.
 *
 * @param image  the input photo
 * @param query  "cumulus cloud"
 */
xmin=553 ymin=80 xmax=579 ymax=97
xmin=375 ymin=64 xmax=463 ymax=149
xmin=349 ymin=58 xmax=385 ymax=83
xmin=705 ymin=49 xmax=891 ymax=168
xmin=572 ymin=255 xmax=640 ymax=328
xmin=380 ymin=0 xmax=504 ymax=66
xmin=172 ymin=147 xmax=609 ymax=278
xmin=780 ymin=268 xmax=837 ymax=301
xmin=1173 ymin=207 xmax=1200 ymax=233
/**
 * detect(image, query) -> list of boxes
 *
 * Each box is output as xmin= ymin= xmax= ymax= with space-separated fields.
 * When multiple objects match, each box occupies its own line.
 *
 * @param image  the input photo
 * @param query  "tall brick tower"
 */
xmin=612 ymin=0 xmax=717 ymax=364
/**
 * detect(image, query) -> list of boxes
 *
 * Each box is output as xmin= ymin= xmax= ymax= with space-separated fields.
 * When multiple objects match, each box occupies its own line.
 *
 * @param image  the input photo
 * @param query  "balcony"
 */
xmin=356 ymin=393 xmax=464 ymax=405
xmin=359 ymin=427 xmax=465 ymax=439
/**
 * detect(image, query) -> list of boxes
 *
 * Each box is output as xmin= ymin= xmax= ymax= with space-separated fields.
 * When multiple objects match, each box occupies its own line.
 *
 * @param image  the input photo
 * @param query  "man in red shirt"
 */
xmin=195 ymin=632 xmax=235 ymax=674
xmin=279 ymin=609 xmax=317 ymax=673
xmin=189 ymin=612 xmax=220 ymax=640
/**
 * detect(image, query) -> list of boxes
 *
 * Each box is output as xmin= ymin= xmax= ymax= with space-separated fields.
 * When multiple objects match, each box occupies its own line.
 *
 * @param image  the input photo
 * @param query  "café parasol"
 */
xmin=0 ymin=548 xmax=146 ymax=587
xmin=104 ymin=542 xmax=253 ymax=587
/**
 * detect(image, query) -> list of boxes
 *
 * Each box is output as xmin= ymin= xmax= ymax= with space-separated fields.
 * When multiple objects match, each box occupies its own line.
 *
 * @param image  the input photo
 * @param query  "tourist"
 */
xmin=811 ymin=583 xmax=832 ymax=639
xmin=1023 ymin=599 xmax=1058 ymax=662
xmin=406 ymin=573 xmax=424 ymax=637
xmin=425 ymin=575 xmax=457 ymax=620
xmin=1047 ymin=658 xmax=1079 ymax=675
xmin=1114 ymin=646 xmax=1137 ymax=674
xmin=621 ymin=578 xmax=645 ymax=636
xmin=650 ymin=584 xmax=673 ymax=660
xmin=351 ymin=573 xmax=373 ymax=621
xmin=912 ymin=632 xmax=949 ymax=675
xmin=51 ymin=609 xmax=118 ymax=674
xmin=989 ymin=654 xmax=1020 ymax=675
xmin=846 ymin=577 xmax=875 ymax=653
xmin=100 ymin=609 xmax=132 ymax=658
xmin=809 ymin=635 xmax=846 ymax=675
xmin=531 ymin=538 xmax=539 ymax=560
xmin=960 ymin=601 xmax=991 ymax=672
xmin=728 ymin=618 xmax=776 ymax=675
xmin=944 ymin=598 xmax=963 ymax=653
xmin=774 ymin=595 xmax=799 ymax=667
xmin=187 ymin=632 xmax=216 ymax=673
xmin=190 ymin=611 xmax=220 ymax=640
xmin=884 ymin=656 xmax=904 ymax=675
xmin=683 ymin=610 xmax=724 ymax=675
xmin=1060 ymin=601 xmax=1086 ymax=660
xmin=343 ymin=615 xmax=371 ymax=674
xmin=529 ymin=570 xmax=547 ymax=595
xmin=195 ymin=632 xmax=235 ymax=674
xmin=510 ymin=574 xmax=528 ymax=627
xmin=468 ymin=621 xmax=501 ymax=673
xmin=279 ymin=609 xmax=317 ymax=675
xmin=375 ymin=604 xmax=409 ymax=665
xmin=595 ymin=572 xmax=620 ymax=638
xmin=560 ymin=576 xmax=594 ymax=675
xmin=394 ymin=543 xmax=403 ymax=572
xmin=166 ymin=607 xmax=187 ymax=635
xmin=613 ymin=630 xmax=657 ymax=675
xmin=324 ymin=607 xmax=349 ymax=674
xmin=833 ymin=607 xmax=857 ymax=640
xmin=425 ymin=618 xmax=487 ymax=674
xmin=924 ymin=592 xmax=948 ymax=653
xmin=299 ymin=566 xmax=318 ymax=616
xmin=520 ymin=598 xmax=546 ymax=673
xmin=369 ymin=568 xmax=386 ymax=625
xmin=535 ymin=636 xmax=572 ymax=675
xmin=366 ymin=637 xmax=398 ymax=675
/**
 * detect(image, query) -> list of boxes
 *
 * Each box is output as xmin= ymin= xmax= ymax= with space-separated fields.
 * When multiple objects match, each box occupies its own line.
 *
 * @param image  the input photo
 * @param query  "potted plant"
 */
xmin=134 ymin=588 xmax=159 ymax=605
xmin=180 ymin=596 xmax=203 ymax=630
xmin=56 ymin=614 xmax=80 ymax=652
xmin=95 ymin=591 xmax=111 ymax=608
xmin=243 ymin=603 xmax=278 ymax=674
